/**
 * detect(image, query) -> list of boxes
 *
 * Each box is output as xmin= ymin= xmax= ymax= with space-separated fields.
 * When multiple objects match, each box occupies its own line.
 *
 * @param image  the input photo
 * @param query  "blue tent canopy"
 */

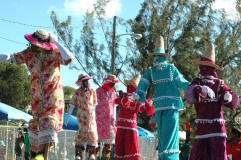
xmin=0 ymin=102 xmax=33 ymax=122
xmin=63 ymin=113 xmax=155 ymax=141
xmin=63 ymin=113 xmax=78 ymax=130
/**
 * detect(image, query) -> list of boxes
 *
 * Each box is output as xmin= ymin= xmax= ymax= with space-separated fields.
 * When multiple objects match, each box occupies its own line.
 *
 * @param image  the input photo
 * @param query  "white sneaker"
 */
xmin=75 ymin=155 xmax=81 ymax=160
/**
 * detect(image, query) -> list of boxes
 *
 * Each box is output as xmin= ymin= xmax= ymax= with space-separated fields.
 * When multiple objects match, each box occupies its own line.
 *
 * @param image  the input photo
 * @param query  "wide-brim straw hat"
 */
xmin=103 ymin=74 xmax=120 ymax=83
xmin=25 ymin=29 xmax=56 ymax=50
xmin=75 ymin=74 xmax=93 ymax=84
xmin=149 ymin=35 xmax=170 ymax=57
xmin=192 ymin=43 xmax=223 ymax=70
xmin=124 ymin=74 xmax=141 ymax=88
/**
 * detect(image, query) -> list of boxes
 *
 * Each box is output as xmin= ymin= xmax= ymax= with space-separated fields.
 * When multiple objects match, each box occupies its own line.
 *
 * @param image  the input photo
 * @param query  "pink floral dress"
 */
xmin=70 ymin=88 xmax=98 ymax=146
xmin=13 ymin=47 xmax=65 ymax=146
xmin=96 ymin=87 xmax=117 ymax=144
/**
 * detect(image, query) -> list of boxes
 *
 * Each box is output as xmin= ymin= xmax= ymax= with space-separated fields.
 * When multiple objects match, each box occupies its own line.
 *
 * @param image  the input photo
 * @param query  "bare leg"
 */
xmin=103 ymin=144 xmax=112 ymax=160
xmin=87 ymin=145 xmax=98 ymax=160
xmin=75 ymin=145 xmax=85 ymax=160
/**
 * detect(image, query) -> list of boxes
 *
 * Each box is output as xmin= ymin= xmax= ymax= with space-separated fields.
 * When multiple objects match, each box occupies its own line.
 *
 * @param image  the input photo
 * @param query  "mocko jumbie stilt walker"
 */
xmin=95 ymin=74 xmax=119 ymax=160
xmin=184 ymin=43 xmax=238 ymax=160
xmin=114 ymin=74 xmax=154 ymax=160
xmin=135 ymin=35 xmax=190 ymax=160
xmin=0 ymin=29 xmax=74 ymax=160
xmin=65 ymin=74 xmax=99 ymax=160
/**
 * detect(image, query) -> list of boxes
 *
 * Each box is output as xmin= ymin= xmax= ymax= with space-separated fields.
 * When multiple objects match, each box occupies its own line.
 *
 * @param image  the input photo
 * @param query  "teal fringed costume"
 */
xmin=136 ymin=38 xmax=190 ymax=160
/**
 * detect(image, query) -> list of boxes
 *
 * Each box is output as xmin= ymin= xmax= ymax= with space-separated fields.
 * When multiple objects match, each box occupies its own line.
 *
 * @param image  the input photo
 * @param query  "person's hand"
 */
xmin=49 ymin=32 xmax=58 ymax=43
xmin=224 ymin=92 xmax=232 ymax=103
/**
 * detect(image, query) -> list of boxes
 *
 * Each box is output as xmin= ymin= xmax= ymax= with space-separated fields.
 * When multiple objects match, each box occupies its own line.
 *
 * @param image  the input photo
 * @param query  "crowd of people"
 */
xmin=14 ymin=124 xmax=30 ymax=160
xmin=0 ymin=29 xmax=240 ymax=160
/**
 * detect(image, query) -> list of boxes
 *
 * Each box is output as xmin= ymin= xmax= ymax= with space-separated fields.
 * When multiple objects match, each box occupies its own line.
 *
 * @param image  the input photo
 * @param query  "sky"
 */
xmin=0 ymin=0 xmax=238 ymax=89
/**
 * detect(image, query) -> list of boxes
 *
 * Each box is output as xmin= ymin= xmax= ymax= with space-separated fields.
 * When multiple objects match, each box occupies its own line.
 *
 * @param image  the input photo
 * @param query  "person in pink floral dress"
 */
xmin=95 ymin=74 xmax=119 ymax=160
xmin=65 ymin=74 xmax=98 ymax=160
xmin=0 ymin=29 xmax=74 ymax=160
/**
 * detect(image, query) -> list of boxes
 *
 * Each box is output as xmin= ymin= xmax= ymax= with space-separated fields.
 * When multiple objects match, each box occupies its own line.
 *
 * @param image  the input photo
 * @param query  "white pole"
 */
xmin=5 ymin=121 xmax=8 ymax=159
xmin=12 ymin=128 xmax=15 ymax=160
xmin=64 ymin=131 xmax=66 ymax=160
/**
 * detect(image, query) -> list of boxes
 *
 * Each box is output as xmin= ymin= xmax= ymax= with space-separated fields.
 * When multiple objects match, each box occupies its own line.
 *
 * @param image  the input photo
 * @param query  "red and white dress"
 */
xmin=114 ymin=93 xmax=154 ymax=160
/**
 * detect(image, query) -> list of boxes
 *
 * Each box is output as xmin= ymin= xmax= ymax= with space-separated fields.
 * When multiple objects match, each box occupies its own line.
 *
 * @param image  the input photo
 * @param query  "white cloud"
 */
xmin=212 ymin=0 xmax=239 ymax=20
xmin=64 ymin=0 xmax=96 ymax=16
xmin=50 ymin=0 xmax=122 ymax=19
xmin=104 ymin=0 xmax=122 ymax=18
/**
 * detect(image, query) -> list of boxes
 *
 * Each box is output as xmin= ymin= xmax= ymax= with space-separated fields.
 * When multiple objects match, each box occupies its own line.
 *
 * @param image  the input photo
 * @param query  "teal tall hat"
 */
xmin=149 ymin=35 xmax=170 ymax=57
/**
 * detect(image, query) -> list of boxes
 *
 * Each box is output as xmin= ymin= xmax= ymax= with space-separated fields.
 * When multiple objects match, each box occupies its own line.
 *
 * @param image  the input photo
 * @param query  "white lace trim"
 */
xmin=153 ymin=61 xmax=167 ymax=66
xmin=154 ymin=106 xmax=180 ymax=112
xmin=195 ymin=118 xmax=225 ymax=124
xmin=159 ymin=149 xmax=180 ymax=156
xmin=141 ymin=77 xmax=150 ymax=85
xmin=195 ymin=133 xmax=227 ymax=139
xmin=151 ymin=66 xmax=173 ymax=84
xmin=153 ymin=96 xmax=180 ymax=101
xmin=75 ymin=140 xmax=98 ymax=147
xmin=118 ymin=118 xmax=137 ymax=123
xmin=115 ymin=153 xmax=140 ymax=158
xmin=199 ymin=75 xmax=217 ymax=80
xmin=117 ymin=126 xmax=138 ymax=132
xmin=98 ymin=138 xmax=115 ymax=144
xmin=29 ymin=129 xmax=58 ymax=146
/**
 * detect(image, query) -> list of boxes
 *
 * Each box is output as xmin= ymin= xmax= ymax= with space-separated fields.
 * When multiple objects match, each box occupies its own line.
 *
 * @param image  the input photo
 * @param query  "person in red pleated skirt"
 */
xmin=115 ymin=74 xmax=154 ymax=160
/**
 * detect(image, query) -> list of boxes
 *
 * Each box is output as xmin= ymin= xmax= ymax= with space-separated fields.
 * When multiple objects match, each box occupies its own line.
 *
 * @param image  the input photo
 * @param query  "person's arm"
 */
xmin=172 ymin=65 xmax=190 ymax=90
xmin=49 ymin=32 xmax=74 ymax=65
xmin=219 ymin=82 xmax=238 ymax=110
xmin=136 ymin=69 xmax=152 ymax=102
xmin=0 ymin=47 xmax=30 ymax=64
xmin=0 ymin=54 xmax=13 ymax=62
xmin=144 ymin=99 xmax=154 ymax=116
xmin=115 ymin=93 xmax=131 ymax=108
xmin=64 ymin=104 xmax=75 ymax=126
xmin=184 ymin=78 xmax=215 ymax=104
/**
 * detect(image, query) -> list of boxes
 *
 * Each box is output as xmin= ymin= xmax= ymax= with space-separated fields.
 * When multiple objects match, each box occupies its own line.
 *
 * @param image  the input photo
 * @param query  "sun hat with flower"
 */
xmin=25 ymin=29 xmax=57 ymax=50
xmin=75 ymin=74 xmax=93 ymax=84
xmin=103 ymin=74 xmax=120 ymax=83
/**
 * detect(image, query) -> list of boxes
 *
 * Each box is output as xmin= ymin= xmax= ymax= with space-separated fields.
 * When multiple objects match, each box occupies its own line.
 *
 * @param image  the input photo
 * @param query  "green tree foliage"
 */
xmin=50 ymin=0 xmax=137 ymax=86
xmin=63 ymin=86 xmax=75 ymax=98
xmin=0 ymin=63 xmax=30 ymax=111
xmin=50 ymin=0 xmax=241 ymax=130
xmin=130 ymin=0 xmax=241 ymax=130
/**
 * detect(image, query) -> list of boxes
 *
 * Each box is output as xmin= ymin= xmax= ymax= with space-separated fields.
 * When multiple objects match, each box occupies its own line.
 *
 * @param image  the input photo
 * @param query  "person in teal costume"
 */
xmin=135 ymin=36 xmax=190 ymax=160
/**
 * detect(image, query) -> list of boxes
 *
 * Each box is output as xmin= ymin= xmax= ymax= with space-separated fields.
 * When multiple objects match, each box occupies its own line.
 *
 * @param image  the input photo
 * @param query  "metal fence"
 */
xmin=0 ymin=125 xmax=158 ymax=160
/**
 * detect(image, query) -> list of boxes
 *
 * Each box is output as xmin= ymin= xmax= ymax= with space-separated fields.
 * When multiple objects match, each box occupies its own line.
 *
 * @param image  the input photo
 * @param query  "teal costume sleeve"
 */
xmin=136 ymin=69 xmax=151 ymax=102
xmin=172 ymin=65 xmax=190 ymax=90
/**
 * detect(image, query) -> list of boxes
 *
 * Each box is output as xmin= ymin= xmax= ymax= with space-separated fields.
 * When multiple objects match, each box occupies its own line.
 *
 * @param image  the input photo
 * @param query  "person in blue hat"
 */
xmin=134 ymin=35 xmax=190 ymax=160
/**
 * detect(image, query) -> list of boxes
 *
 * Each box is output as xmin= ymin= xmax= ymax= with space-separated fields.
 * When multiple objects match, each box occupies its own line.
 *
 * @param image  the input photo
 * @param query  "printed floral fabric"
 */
xmin=70 ymin=88 xmax=98 ymax=146
xmin=14 ymin=47 xmax=65 ymax=133
xmin=96 ymin=87 xmax=117 ymax=142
